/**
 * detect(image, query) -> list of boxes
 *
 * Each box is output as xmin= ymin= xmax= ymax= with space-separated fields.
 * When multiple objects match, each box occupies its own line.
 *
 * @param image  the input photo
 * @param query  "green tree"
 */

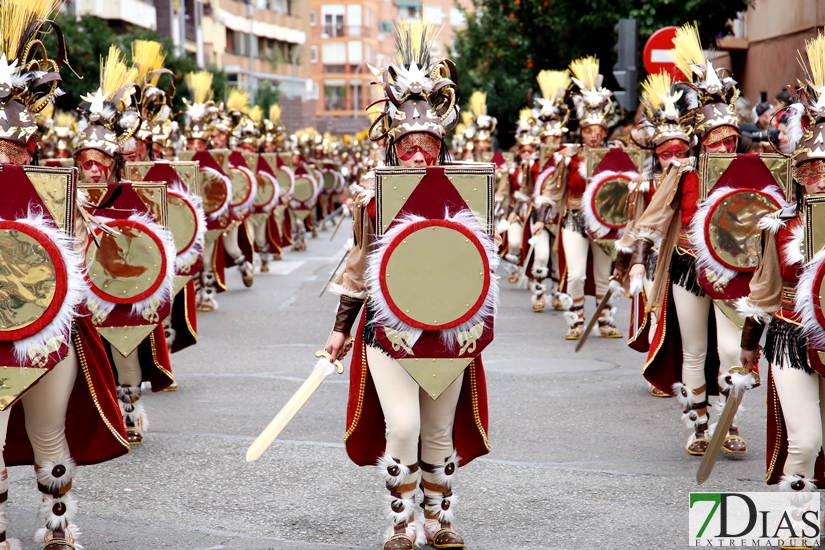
xmin=453 ymin=0 xmax=753 ymax=148
xmin=254 ymin=80 xmax=281 ymax=115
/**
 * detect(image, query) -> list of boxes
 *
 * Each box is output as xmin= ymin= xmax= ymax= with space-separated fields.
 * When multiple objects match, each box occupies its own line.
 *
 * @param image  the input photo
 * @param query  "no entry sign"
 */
xmin=643 ymin=26 xmax=687 ymax=80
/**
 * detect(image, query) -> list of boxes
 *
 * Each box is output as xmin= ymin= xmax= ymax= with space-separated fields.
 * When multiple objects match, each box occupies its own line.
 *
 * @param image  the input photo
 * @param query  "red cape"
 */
xmin=169 ymin=280 xmax=198 ymax=353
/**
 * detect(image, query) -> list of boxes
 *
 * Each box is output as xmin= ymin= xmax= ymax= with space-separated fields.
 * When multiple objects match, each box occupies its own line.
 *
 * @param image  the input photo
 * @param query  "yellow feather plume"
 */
xmin=367 ymin=104 xmax=383 ymax=124
xmin=519 ymin=107 xmax=533 ymax=122
xmin=226 ymin=88 xmax=250 ymax=114
xmin=100 ymin=45 xmax=138 ymax=101
xmin=269 ymin=103 xmax=281 ymax=122
xmin=640 ymin=71 xmax=674 ymax=117
xmin=800 ymin=31 xmax=825 ymax=91
xmin=249 ymin=105 xmax=263 ymax=123
xmin=537 ymin=69 xmax=571 ymax=102
xmin=185 ymin=71 xmax=213 ymax=104
xmin=0 ymin=0 xmax=61 ymax=59
xmin=569 ymin=56 xmax=600 ymax=90
xmin=393 ymin=18 xmax=442 ymax=67
xmin=668 ymin=22 xmax=705 ymax=82
xmin=468 ymin=91 xmax=487 ymax=119
xmin=132 ymin=40 xmax=166 ymax=85
xmin=54 ymin=110 xmax=76 ymax=128
xmin=40 ymin=102 xmax=54 ymax=120
xmin=460 ymin=110 xmax=473 ymax=126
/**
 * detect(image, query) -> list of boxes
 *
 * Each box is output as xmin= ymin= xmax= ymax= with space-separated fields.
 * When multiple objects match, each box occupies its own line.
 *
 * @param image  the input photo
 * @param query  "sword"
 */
xmin=697 ymin=365 xmax=760 ymax=484
xmin=575 ymin=277 xmax=622 ymax=352
xmin=318 ymin=204 xmax=345 ymax=227
xmin=329 ymin=206 xmax=349 ymax=241
xmin=246 ymin=343 xmax=353 ymax=463
xmin=318 ymin=247 xmax=351 ymax=297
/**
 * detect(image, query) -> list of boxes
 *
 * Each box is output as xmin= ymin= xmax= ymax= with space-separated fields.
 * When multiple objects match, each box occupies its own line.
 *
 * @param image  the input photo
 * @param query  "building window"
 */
xmin=267 ymin=0 xmax=290 ymax=14
xmin=324 ymin=14 xmax=344 ymax=37
xmin=309 ymin=10 xmax=316 ymax=26
xmin=311 ymin=46 xmax=318 ymax=63
xmin=325 ymin=84 xmax=346 ymax=111
xmin=397 ymin=1 xmax=422 ymax=19
xmin=324 ymin=64 xmax=346 ymax=73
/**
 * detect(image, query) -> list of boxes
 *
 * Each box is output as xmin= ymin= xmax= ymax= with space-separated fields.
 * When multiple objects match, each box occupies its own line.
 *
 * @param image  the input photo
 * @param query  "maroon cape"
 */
xmin=170 ymin=280 xmax=198 ymax=353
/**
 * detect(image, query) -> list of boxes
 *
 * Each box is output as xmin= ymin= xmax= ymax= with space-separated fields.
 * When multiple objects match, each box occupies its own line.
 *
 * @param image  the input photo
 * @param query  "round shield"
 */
xmin=810 ymin=259 xmax=825 ymax=335
xmin=167 ymin=191 xmax=199 ymax=257
xmin=253 ymin=173 xmax=276 ymax=208
xmin=293 ymin=176 xmax=315 ymax=204
xmin=322 ymin=171 xmax=337 ymax=193
xmin=705 ymin=189 xmax=781 ymax=272
xmin=200 ymin=169 xmax=229 ymax=216
xmin=230 ymin=168 xmax=253 ymax=207
xmin=85 ymin=219 xmax=167 ymax=305
xmin=275 ymin=169 xmax=293 ymax=200
xmin=379 ymin=219 xmax=491 ymax=331
xmin=590 ymin=175 xmax=631 ymax=229
xmin=0 ymin=221 xmax=69 ymax=341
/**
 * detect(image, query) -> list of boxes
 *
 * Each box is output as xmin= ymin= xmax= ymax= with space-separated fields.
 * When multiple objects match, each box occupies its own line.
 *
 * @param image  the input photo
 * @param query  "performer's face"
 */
xmin=262 ymin=142 xmax=278 ymax=153
xmin=655 ymin=140 xmax=689 ymax=165
xmin=582 ymin=125 xmax=606 ymax=148
xmin=702 ymin=127 xmax=738 ymax=153
xmin=519 ymin=145 xmax=535 ymax=162
xmin=396 ymin=132 xmax=440 ymax=167
xmin=188 ymin=138 xmax=208 ymax=151
xmin=798 ymin=160 xmax=825 ymax=194
xmin=238 ymin=141 xmax=257 ymax=152
xmin=542 ymin=135 xmax=561 ymax=150
xmin=0 ymin=140 xmax=32 ymax=165
xmin=121 ymin=139 xmax=148 ymax=163
xmin=77 ymin=150 xmax=114 ymax=183
xmin=212 ymin=131 xmax=229 ymax=148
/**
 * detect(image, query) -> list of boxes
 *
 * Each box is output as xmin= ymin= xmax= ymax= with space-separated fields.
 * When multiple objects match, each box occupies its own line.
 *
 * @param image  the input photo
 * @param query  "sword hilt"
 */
xmin=315 ymin=334 xmax=354 ymax=374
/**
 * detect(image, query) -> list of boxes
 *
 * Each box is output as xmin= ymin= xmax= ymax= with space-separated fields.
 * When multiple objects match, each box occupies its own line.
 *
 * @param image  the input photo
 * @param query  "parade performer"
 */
xmin=261 ymin=104 xmax=295 ymax=255
xmin=467 ymin=91 xmax=496 ymax=162
xmin=624 ymin=24 xmax=782 ymax=455
xmin=539 ymin=56 xmax=621 ymax=340
xmin=324 ymin=21 xmax=492 ymax=549
xmin=0 ymin=6 xmax=130 ymax=547
xmin=75 ymin=46 xmax=177 ymax=444
xmin=738 ymin=30 xmax=825 ymax=508
xmin=532 ymin=69 xmax=573 ymax=312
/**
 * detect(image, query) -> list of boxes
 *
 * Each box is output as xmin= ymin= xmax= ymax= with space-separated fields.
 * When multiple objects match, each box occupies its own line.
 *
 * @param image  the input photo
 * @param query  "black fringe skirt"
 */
xmin=361 ymin=301 xmax=391 ymax=357
xmin=563 ymin=209 xmax=587 ymax=237
xmin=764 ymin=318 xmax=813 ymax=374
xmin=645 ymin=251 xmax=658 ymax=281
xmin=669 ymin=248 xmax=705 ymax=297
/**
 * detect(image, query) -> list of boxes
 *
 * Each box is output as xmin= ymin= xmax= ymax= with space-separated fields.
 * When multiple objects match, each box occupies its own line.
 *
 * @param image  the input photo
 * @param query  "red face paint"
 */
xmin=396 ymin=132 xmax=441 ymax=165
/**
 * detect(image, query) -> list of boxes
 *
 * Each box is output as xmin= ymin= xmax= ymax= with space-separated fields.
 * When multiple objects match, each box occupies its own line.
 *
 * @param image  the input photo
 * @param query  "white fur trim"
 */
xmin=631 ymin=226 xmax=662 ymax=248
xmin=534 ymin=196 xmax=555 ymax=208
xmin=84 ymin=212 xmax=176 ymax=322
xmin=385 ymin=494 xmax=416 ymax=525
xmin=783 ymin=222 xmax=805 ymax=266
xmin=377 ymin=454 xmax=411 ymax=488
xmin=734 ymin=297 xmax=772 ymax=324
xmin=690 ymin=185 xmax=787 ymax=284
xmin=38 ymin=492 xmax=78 ymax=530
xmin=256 ymin=170 xmax=281 ymax=212
xmin=276 ymin=164 xmax=295 ymax=202
xmin=513 ymin=191 xmax=532 ymax=204
xmin=556 ymin=293 xmax=573 ymax=310
xmin=614 ymin=241 xmax=633 ymax=254
xmin=672 ymin=382 xmax=694 ymax=409
xmin=628 ymin=178 xmax=651 ymax=193
xmin=778 ymin=474 xmax=817 ymax=493
xmin=36 ymin=455 xmax=76 ymax=491
xmin=795 ymin=247 xmax=825 ymax=349
xmin=577 ymin=159 xmax=587 ymax=180
xmin=563 ymin=311 xmax=580 ymax=328
xmin=757 ymin=212 xmax=786 ymax=234
xmin=532 ymin=266 xmax=549 ymax=279
xmin=201 ymin=166 xmax=232 ymax=222
xmin=325 ymin=282 xmax=367 ymax=301
xmin=534 ymin=166 xmax=555 ymax=196
xmin=365 ymin=209 xmax=499 ymax=348
xmin=431 ymin=451 xmax=460 ymax=488
xmin=3 ymin=539 xmax=22 ymax=550
xmin=504 ymin=253 xmax=521 ymax=265
xmin=4 ymin=209 xmax=84 ymax=365
xmin=168 ymin=183 xmax=207 ymax=273
xmin=424 ymin=493 xmax=458 ymax=526
xmin=581 ymin=170 xmax=638 ymax=239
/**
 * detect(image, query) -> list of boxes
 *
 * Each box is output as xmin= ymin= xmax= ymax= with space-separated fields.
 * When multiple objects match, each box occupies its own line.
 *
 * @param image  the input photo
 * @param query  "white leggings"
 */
xmin=0 ymin=346 xmax=78 ymax=468
xmin=366 ymin=346 xmax=464 ymax=465
xmin=671 ymin=284 xmax=741 ymax=402
xmin=561 ymin=227 xmax=611 ymax=303
xmin=771 ymin=362 xmax=825 ymax=479
xmin=506 ymin=221 xmax=523 ymax=259
xmin=222 ymin=225 xmax=244 ymax=261
xmin=110 ymin=348 xmax=142 ymax=387
xmin=253 ymin=218 xmax=269 ymax=251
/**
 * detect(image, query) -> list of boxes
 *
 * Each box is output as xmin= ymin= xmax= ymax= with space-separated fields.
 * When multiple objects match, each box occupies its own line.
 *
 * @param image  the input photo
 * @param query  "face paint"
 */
xmin=396 ymin=132 xmax=441 ymax=165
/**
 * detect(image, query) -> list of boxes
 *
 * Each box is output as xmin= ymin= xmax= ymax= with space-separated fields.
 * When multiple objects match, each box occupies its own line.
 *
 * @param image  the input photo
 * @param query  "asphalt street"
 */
xmin=6 ymin=226 xmax=775 ymax=549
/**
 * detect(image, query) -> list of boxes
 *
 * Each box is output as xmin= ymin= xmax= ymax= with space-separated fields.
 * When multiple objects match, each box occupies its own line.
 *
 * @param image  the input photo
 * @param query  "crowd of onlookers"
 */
xmin=734 ymin=89 xmax=793 ymax=154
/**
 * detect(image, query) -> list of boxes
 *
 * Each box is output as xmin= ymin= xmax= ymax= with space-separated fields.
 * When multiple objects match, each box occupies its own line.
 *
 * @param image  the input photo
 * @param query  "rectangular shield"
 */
xmin=699 ymin=153 xmax=793 ymax=200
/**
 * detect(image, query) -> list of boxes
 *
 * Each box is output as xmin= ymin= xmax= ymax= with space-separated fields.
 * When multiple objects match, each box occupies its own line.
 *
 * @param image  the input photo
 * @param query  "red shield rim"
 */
xmin=230 ymin=167 xmax=255 ymax=207
xmin=813 ymin=259 xmax=825 ymax=331
xmin=167 ymin=190 xmax=199 ymax=257
xmin=703 ymin=188 xmax=781 ymax=273
xmin=84 ymin=219 xmax=168 ymax=305
xmin=378 ymin=219 xmax=491 ymax=331
xmin=200 ymin=168 xmax=229 ymax=216
xmin=0 ymin=221 xmax=68 ymax=341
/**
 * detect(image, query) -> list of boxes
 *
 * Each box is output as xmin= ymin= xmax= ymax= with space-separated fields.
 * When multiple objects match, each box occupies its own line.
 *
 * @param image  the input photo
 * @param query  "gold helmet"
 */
xmin=569 ymin=56 xmax=614 ymax=130
xmin=183 ymin=71 xmax=218 ymax=142
xmin=639 ymin=71 xmax=691 ymax=150
xmin=535 ymin=70 xmax=571 ymax=138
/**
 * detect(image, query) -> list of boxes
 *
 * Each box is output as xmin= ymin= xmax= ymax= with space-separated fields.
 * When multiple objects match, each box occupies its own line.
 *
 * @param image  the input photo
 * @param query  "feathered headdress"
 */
xmin=367 ymin=19 xmax=459 ymax=143
xmin=131 ymin=40 xmax=174 ymax=140
xmin=183 ymin=71 xmax=218 ymax=141
xmin=236 ymin=104 xmax=262 ymax=147
xmin=214 ymin=87 xmax=250 ymax=136
xmin=639 ymin=71 xmax=690 ymax=149
xmin=75 ymin=45 xmax=140 ymax=158
xmin=569 ymin=56 xmax=614 ymax=130
xmin=785 ymin=30 xmax=825 ymax=165
xmin=467 ymin=91 xmax=496 ymax=143
xmin=514 ymin=107 xmax=539 ymax=148
xmin=668 ymin=22 xmax=738 ymax=141
xmin=535 ymin=70 xmax=571 ymax=137
xmin=0 ymin=0 xmax=67 ymax=149
xmin=262 ymin=103 xmax=286 ymax=147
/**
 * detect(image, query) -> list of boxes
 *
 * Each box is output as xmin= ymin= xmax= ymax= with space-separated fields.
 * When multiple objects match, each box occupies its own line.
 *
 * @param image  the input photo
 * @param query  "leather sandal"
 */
xmin=431 ymin=527 xmax=466 ymax=548
xmin=532 ymin=297 xmax=545 ymax=312
xmin=650 ymin=385 xmax=671 ymax=398
xmin=42 ymin=528 xmax=77 ymax=550
xmin=565 ymin=323 xmax=584 ymax=340
xmin=598 ymin=321 xmax=623 ymax=338
xmin=722 ymin=426 xmax=747 ymax=454
xmin=384 ymin=533 xmax=415 ymax=550
xmin=508 ymin=272 xmax=520 ymax=284
xmin=687 ymin=424 xmax=709 ymax=456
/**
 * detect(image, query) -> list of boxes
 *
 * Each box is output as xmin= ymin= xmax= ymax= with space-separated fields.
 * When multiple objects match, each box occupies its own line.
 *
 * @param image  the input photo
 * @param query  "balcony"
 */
xmin=76 ymin=0 xmax=157 ymax=29
xmin=321 ymin=25 xmax=373 ymax=38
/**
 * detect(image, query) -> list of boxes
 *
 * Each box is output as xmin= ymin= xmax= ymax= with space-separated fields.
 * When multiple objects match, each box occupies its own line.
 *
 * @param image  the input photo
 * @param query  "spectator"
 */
xmin=734 ymin=97 xmax=755 ymax=125
xmin=774 ymin=89 xmax=792 ymax=111
xmin=755 ymin=102 xmax=774 ymax=129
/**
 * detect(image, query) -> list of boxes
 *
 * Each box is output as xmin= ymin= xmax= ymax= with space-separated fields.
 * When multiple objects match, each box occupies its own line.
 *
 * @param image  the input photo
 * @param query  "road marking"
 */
xmin=279 ymin=296 xmax=296 ymax=308
xmin=263 ymin=260 xmax=305 ymax=275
